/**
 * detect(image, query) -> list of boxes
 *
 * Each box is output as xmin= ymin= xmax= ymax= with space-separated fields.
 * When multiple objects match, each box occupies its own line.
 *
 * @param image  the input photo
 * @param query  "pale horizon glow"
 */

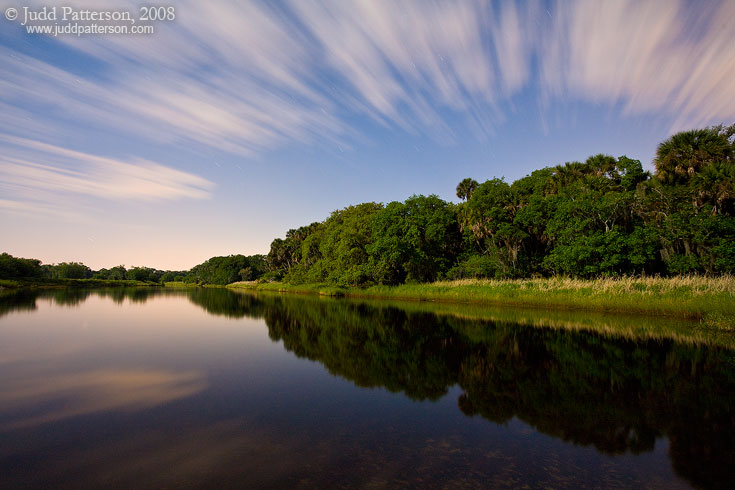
xmin=1 ymin=0 xmax=734 ymax=270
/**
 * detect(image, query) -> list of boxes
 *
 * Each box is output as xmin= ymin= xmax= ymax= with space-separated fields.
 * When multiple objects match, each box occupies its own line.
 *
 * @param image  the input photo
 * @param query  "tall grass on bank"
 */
xmin=230 ymin=276 xmax=735 ymax=331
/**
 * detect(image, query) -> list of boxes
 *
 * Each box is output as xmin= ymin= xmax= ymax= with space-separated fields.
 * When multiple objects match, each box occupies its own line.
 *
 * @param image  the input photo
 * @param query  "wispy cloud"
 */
xmin=0 ymin=198 xmax=90 ymax=222
xmin=538 ymin=0 xmax=735 ymax=130
xmin=2 ymin=0 xmax=734 ymax=159
xmin=0 ymin=135 xmax=214 ymax=208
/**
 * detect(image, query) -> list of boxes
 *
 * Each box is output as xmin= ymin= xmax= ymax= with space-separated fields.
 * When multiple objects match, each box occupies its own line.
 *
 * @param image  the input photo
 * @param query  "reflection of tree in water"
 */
xmin=0 ymin=288 xmax=164 ymax=314
xmin=265 ymin=298 xmax=461 ymax=400
xmin=0 ymin=289 xmax=39 ymax=318
xmin=95 ymin=288 xmax=161 ymax=304
xmin=51 ymin=288 xmax=91 ymax=306
xmin=253 ymin=293 xmax=735 ymax=490
xmin=185 ymin=288 xmax=266 ymax=319
xmin=0 ymin=287 xmax=262 ymax=317
xmin=50 ymin=288 xmax=162 ymax=306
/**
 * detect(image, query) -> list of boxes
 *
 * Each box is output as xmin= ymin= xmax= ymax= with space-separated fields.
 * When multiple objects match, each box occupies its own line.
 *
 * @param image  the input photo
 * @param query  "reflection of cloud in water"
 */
xmin=1 ymin=369 xmax=206 ymax=430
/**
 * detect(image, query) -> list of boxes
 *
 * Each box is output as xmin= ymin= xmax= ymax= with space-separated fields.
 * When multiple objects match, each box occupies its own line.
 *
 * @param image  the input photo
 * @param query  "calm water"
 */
xmin=0 ymin=288 xmax=733 ymax=489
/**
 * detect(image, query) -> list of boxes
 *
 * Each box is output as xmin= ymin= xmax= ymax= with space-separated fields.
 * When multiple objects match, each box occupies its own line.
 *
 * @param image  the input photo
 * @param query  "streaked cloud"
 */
xmin=0 ymin=135 xmax=213 ymax=201
xmin=2 ymin=0 xmax=734 ymax=170
xmin=0 ymin=198 xmax=90 ymax=222
xmin=539 ymin=0 xmax=735 ymax=130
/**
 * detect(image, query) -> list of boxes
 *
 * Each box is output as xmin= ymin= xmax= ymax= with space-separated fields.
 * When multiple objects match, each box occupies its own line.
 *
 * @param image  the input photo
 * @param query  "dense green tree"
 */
xmin=107 ymin=266 xmax=128 ymax=280
xmin=0 ymin=253 xmax=44 ymax=279
xmin=49 ymin=262 xmax=92 ymax=279
xmin=541 ymin=156 xmax=655 ymax=276
xmin=266 ymin=223 xmax=322 ymax=276
xmin=126 ymin=266 xmax=159 ymax=282
xmin=459 ymin=178 xmax=525 ymax=276
xmin=690 ymin=160 xmax=735 ymax=215
xmin=188 ymin=254 xmax=266 ymax=285
xmin=368 ymin=195 xmax=461 ymax=284
xmin=306 ymin=202 xmax=383 ymax=285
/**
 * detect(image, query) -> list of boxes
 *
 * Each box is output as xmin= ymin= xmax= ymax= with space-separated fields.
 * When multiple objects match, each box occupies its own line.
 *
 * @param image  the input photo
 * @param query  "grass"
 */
xmin=229 ymin=276 xmax=735 ymax=330
xmin=163 ymin=281 xmax=200 ymax=288
xmin=0 ymin=279 xmax=22 ymax=289
xmin=231 ymin=281 xmax=346 ymax=297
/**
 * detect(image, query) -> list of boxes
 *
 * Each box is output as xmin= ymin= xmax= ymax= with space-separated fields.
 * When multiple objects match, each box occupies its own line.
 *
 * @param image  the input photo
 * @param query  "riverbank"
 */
xmin=0 ymin=278 xmax=157 ymax=289
xmin=229 ymin=276 xmax=735 ymax=331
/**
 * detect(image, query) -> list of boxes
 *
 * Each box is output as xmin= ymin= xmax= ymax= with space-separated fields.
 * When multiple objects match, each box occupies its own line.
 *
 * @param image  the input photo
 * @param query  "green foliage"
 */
xmin=445 ymin=254 xmax=501 ymax=280
xmin=126 ymin=266 xmax=161 ymax=282
xmin=0 ymin=253 xmax=45 ymax=279
xmin=160 ymin=271 xmax=187 ymax=283
xmin=303 ymin=202 xmax=383 ymax=286
xmin=654 ymin=124 xmax=734 ymax=184
xmin=460 ymin=178 xmax=526 ymax=276
xmin=49 ymin=262 xmax=92 ymax=279
xmin=188 ymin=254 xmax=266 ymax=285
xmin=94 ymin=265 xmax=128 ymax=280
xmin=368 ymin=195 xmax=461 ymax=284
xmin=266 ymin=222 xmax=322 ymax=277
xmin=256 ymin=125 xmax=735 ymax=283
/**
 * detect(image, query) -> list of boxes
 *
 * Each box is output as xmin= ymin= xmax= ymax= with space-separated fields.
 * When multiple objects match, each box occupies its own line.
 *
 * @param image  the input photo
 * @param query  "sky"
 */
xmin=1 ymin=0 xmax=734 ymax=270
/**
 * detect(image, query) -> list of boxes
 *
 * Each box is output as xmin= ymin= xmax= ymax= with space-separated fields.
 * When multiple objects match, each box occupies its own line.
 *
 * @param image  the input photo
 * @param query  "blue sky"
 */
xmin=1 ymin=0 xmax=734 ymax=270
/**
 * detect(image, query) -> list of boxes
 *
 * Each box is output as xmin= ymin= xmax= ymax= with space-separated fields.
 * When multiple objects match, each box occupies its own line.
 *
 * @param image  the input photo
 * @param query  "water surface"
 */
xmin=0 ymin=288 xmax=733 ymax=489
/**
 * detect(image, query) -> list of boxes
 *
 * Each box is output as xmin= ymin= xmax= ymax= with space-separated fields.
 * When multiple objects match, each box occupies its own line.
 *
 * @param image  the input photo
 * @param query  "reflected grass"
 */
xmin=237 ymin=282 xmax=735 ymax=349
xmin=233 ymin=276 xmax=735 ymax=333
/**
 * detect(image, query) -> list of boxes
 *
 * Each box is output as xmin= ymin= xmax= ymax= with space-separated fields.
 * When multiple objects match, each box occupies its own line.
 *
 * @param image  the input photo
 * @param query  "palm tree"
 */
xmin=691 ymin=160 xmax=735 ymax=215
xmin=654 ymin=125 xmax=734 ymax=184
xmin=456 ymin=178 xmax=479 ymax=201
xmin=585 ymin=154 xmax=617 ymax=178
xmin=550 ymin=161 xmax=585 ymax=192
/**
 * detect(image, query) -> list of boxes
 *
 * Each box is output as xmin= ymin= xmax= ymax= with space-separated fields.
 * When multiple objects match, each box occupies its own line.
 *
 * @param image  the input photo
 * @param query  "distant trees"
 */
xmin=0 ymin=255 xmax=97 ymax=281
xmin=0 ymin=253 xmax=267 ymax=286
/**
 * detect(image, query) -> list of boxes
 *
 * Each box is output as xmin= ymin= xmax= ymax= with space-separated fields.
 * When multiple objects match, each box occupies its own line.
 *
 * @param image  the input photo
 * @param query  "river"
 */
xmin=0 ymin=288 xmax=732 ymax=489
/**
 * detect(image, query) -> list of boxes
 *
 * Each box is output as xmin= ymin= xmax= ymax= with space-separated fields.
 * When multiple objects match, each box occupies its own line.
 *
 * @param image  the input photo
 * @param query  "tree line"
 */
xmin=0 ymin=252 xmax=266 ymax=286
xmin=266 ymin=124 xmax=735 ymax=284
xmin=2 ymin=124 xmax=733 ymax=286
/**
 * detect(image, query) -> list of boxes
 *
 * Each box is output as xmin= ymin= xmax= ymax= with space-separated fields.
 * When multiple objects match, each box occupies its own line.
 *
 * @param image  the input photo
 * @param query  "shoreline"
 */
xmin=228 ymin=276 xmax=735 ymax=331
xmin=0 ymin=278 xmax=158 ymax=289
xmin=4 ymin=276 xmax=734 ymax=332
